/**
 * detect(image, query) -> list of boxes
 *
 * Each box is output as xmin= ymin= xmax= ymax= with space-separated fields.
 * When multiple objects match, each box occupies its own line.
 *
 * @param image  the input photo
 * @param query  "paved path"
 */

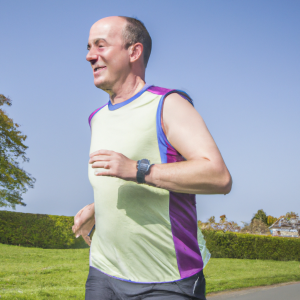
xmin=207 ymin=282 xmax=300 ymax=300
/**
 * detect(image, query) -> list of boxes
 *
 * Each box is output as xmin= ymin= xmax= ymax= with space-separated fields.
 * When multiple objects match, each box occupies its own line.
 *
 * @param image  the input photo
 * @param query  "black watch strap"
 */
xmin=137 ymin=159 xmax=151 ymax=184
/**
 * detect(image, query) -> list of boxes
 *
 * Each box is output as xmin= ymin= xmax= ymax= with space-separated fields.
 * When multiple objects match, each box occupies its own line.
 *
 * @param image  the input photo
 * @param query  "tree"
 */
xmin=251 ymin=209 xmax=268 ymax=225
xmin=241 ymin=219 xmax=270 ymax=234
xmin=266 ymin=215 xmax=277 ymax=226
xmin=0 ymin=94 xmax=35 ymax=208
xmin=285 ymin=211 xmax=299 ymax=219
xmin=208 ymin=216 xmax=215 ymax=224
xmin=199 ymin=215 xmax=241 ymax=232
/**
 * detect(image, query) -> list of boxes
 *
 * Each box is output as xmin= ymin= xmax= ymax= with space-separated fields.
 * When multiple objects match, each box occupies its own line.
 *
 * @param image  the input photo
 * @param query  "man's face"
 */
xmin=86 ymin=17 xmax=130 ymax=90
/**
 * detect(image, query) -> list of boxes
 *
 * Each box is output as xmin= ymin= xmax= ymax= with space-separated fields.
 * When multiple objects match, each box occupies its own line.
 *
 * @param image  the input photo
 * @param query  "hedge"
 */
xmin=202 ymin=230 xmax=300 ymax=261
xmin=0 ymin=211 xmax=88 ymax=249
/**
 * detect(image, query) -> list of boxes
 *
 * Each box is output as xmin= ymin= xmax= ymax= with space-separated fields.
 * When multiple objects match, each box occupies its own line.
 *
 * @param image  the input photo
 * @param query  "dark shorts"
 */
xmin=85 ymin=267 xmax=206 ymax=300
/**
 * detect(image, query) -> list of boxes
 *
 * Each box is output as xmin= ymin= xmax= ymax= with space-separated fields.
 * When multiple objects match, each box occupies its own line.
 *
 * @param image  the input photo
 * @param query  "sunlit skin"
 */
xmin=86 ymin=16 xmax=145 ymax=104
xmin=73 ymin=16 xmax=232 ymax=243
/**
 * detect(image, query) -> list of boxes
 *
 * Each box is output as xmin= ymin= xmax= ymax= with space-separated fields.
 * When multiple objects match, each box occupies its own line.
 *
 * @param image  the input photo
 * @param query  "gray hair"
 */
xmin=119 ymin=16 xmax=152 ymax=67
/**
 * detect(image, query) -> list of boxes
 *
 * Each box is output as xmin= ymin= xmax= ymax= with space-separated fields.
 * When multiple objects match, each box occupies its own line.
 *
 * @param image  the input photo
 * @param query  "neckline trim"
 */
xmin=108 ymin=84 xmax=152 ymax=111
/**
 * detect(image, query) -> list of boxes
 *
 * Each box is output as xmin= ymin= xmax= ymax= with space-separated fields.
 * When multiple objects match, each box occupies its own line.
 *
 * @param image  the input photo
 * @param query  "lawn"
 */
xmin=1 ymin=243 xmax=299 ymax=299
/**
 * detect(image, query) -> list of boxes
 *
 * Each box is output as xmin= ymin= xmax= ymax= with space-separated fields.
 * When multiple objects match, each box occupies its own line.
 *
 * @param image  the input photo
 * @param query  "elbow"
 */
xmin=213 ymin=163 xmax=232 ymax=194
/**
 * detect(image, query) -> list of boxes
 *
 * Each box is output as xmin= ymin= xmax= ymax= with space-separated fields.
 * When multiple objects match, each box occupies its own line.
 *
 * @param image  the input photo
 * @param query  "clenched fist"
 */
xmin=72 ymin=203 xmax=95 ymax=246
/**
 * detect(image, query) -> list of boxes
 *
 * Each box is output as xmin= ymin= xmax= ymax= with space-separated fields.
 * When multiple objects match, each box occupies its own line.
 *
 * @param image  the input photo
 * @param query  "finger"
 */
xmin=83 ymin=235 xmax=91 ymax=246
xmin=89 ymin=149 xmax=113 ymax=158
xmin=72 ymin=225 xmax=77 ymax=234
xmin=74 ymin=209 xmax=83 ymax=221
xmin=91 ymin=162 xmax=110 ymax=169
xmin=72 ymin=226 xmax=81 ymax=237
xmin=89 ymin=155 xmax=111 ymax=164
xmin=94 ymin=169 xmax=112 ymax=176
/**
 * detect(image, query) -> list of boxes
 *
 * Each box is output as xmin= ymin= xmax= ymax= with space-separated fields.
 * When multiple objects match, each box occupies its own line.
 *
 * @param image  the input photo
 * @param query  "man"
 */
xmin=72 ymin=16 xmax=232 ymax=300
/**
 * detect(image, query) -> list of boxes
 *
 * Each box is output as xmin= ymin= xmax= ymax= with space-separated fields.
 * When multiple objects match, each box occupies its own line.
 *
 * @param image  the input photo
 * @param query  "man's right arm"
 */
xmin=72 ymin=203 xmax=95 ymax=246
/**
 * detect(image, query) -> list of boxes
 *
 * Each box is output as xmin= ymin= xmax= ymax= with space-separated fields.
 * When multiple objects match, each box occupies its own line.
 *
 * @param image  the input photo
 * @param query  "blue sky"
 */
xmin=1 ymin=0 xmax=299 ymax=224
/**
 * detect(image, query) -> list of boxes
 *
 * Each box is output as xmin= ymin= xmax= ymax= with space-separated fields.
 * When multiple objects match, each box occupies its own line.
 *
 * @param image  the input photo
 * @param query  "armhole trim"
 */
xmin=156 ymin=90 xmax=194 ymax=164
xmin=88 ymin=103 xmax=108 ymax=127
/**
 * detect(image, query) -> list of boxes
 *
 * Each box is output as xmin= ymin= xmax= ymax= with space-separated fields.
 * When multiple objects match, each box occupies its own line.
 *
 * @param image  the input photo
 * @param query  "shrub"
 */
xmin=202 ymin=230 xmax=300 ymax=261
xmin=0 ymin=210 xmax=88 ymax=249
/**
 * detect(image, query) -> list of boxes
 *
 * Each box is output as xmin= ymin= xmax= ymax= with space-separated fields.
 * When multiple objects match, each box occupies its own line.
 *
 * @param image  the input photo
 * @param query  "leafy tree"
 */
xmin=199 ymin=215 xmax=241 ymax=232
xmin=0 ymin=94 xmax=35 ymax=208
xmin=208 ymin=216 xmax=215 ymax=223
xmin=266 ymin=215 xmax=278 ymax=226
xmin=241 ymin=219 xmax=270 ymax=235
xmin=285 ymin=211 xmax=299 ymax=219
xmin=251 ymin=209 xmax=268 ymax=225
xmin=220 ymin=214 xmax=226 ymax=221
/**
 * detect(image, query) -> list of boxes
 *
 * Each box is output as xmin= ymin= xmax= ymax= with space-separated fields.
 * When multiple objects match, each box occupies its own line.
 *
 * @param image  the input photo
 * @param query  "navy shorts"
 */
xmin=85 ymin=267 xmax=206 ymax=300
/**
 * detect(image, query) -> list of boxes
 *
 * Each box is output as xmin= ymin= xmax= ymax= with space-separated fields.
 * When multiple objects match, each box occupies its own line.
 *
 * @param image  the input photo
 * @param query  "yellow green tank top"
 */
xmin=88 ymin=84 xmax=204 ymax=283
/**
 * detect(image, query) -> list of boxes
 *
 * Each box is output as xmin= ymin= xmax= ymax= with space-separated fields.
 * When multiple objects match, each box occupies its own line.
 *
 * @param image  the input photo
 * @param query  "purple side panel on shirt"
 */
xmin=147 ymin=86 xmax=173 ymax=95
xmin=147 ymin=86 xmax=193 ymax=106
xmin=88 ymin=103 xmax=108 ymax=127
xmin=169 ymin=191 xmax=203 ymax=278
xmin=150 ymin=85 xmax=203 ymax=278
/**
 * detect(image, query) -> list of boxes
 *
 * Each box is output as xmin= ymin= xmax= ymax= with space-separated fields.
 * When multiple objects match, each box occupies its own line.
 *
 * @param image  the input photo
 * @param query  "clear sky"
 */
xmin=1 ymin=0 xmax=299 ymax=224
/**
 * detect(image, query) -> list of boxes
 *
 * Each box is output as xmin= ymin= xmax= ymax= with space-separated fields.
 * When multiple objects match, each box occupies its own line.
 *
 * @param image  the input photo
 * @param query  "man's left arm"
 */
xmin=90 ymin=93 xmax=232 ymax=195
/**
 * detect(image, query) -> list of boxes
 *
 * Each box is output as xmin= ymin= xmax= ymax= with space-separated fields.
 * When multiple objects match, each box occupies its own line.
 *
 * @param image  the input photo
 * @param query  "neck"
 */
xmin=104 ymin=74 xmax=146 ymax=105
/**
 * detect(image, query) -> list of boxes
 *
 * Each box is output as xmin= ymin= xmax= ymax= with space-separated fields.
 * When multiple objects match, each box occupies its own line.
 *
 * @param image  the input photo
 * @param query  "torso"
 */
xmin=88 ymin=84 xmax=203 ymax=283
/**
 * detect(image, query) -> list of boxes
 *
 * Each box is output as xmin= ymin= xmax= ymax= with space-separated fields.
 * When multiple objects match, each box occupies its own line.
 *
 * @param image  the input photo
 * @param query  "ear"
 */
xmin=129 ymin=43 xmax=144 ymax=63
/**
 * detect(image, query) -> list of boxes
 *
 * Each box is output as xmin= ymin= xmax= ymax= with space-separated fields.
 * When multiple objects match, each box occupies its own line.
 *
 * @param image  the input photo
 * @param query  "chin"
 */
xmin=94 ymin=78 xmax=113 ymax=91
xmin=94 ymin=80 xmax=107 ymax=90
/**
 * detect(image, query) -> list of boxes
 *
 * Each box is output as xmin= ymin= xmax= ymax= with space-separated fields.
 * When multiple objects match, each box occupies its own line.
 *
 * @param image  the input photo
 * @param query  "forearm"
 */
xmin=90 ymin=150 xmax=232 ymax=194
xmin=145 ymin=159 xmax=232 ymax=194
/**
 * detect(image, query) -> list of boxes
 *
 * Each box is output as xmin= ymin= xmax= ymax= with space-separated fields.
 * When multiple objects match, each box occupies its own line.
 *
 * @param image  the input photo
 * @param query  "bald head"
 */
xmin=90 ymin=16 xmax=152 ymax=68
xmin=90 ymin=16 xmax=126 ymax=47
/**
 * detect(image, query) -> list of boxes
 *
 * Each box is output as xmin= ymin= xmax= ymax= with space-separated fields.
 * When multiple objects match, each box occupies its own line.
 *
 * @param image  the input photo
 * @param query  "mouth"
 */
xmin=93 ymin=66 xmax=106 ymax=73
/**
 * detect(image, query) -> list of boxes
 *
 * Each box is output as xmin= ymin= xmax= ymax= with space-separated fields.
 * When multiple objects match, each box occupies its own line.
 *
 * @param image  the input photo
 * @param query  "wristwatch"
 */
xmin=136 ymin=159 xmax=152 ymax=184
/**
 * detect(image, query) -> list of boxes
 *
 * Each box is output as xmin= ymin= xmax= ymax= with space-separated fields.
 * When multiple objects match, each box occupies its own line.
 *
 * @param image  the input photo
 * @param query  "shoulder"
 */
xmin=151 ymin=87 xmax=201 ymax=142
xmin=163 ymin=92 xmax=200 ymax=134
xmin=162 ymin=88 xmax=197 ymax=123
xmin=88 ymin=103 xmax=108 ymax=126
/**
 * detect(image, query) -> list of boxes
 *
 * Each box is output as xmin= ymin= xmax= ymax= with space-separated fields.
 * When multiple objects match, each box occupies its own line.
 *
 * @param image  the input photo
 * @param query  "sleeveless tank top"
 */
xmin=88 ymin=84 xmax=203 ymax=283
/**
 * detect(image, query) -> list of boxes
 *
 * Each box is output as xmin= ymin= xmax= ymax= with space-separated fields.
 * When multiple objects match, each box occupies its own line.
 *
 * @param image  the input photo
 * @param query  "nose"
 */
xmin=86 ymin=49 xmax=98 ymax=63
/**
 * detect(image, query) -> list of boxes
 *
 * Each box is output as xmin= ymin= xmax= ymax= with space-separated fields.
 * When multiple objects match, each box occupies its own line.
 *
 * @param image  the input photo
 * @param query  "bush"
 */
xmin=0 ymin=210 xmax=88 ymax=249
xmin=202 ymin=230 xmax=300 ymax=261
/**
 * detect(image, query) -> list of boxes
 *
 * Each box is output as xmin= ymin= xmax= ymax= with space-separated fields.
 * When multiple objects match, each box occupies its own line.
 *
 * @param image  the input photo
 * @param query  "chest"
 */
xmin=90 ymin=96 xmax=161 ymax=163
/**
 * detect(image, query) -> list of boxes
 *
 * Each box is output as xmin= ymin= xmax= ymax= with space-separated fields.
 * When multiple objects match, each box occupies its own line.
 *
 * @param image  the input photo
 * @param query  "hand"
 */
xmin=89 ymin=150 xmax=137 ymax=181
xmin=72 ymin=203 xmax=95 ymax=246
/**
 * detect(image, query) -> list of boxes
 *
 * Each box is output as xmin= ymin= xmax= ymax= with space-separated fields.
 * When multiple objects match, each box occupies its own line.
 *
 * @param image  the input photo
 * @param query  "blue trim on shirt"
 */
xmin=108 ymin=84 xmax=152 ymax=111
xmin=156 ymin=90 xmax=194 ymax=164
xmin=156 ymin=96 xmax=168 ymax=164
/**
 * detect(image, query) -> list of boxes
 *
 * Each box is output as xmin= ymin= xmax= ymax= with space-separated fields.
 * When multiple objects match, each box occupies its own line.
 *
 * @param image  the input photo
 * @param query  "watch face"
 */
xmin=137 ymin=159 xmax=151 ymax=183
xmin=140 ymin=159 xmax=150 ymax=165
xmin=140 ymin=163 xmax=146 ymax=171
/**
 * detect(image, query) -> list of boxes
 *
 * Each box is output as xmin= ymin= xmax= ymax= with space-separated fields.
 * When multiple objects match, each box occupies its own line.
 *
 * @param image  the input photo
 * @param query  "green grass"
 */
xmin=1 ymin=243 xmax=300 ymax=299
xmin=0 ymin=243 xmax=89 ymax=299
xmin=204 ymin=258 xmax=300 ymax=294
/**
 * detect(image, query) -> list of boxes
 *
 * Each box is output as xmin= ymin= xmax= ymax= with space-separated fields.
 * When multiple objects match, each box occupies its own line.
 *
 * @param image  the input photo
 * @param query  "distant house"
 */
xmin=269 ymin=217 xmax=300 ymax=238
